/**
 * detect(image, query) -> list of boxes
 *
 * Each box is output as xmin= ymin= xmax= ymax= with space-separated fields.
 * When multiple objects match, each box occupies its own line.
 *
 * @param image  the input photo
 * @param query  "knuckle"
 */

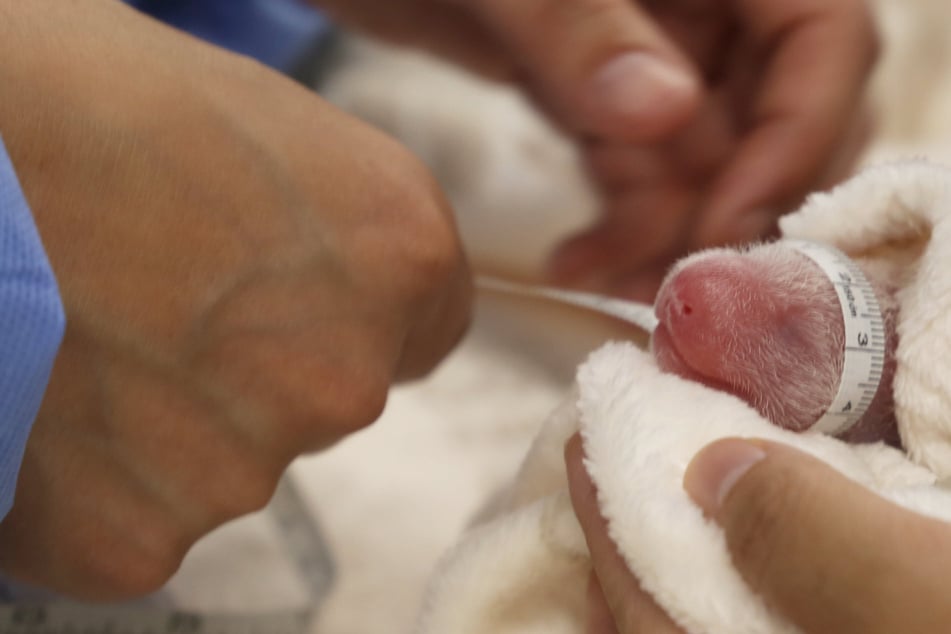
xmin=206 ymin=459 xmax=282 ymax=520
xmin=842 ymin=0 xmax=881 ymax=72
xmin=396 ymin=274 xmax=473 ymax=381
xmin=73 ymin=527 xmax=187 ymax=600
xmin=320 ymin=369 xmax=390 ymax=434
xmin=112 ymin=551 xmax=183 ymax=599
xmin=374 ymin=152 xmax=463 ymax=295
xmin=274 ymin=364 xmax=390 ymax=446
xmin=407 ymin=215 xmax=462 ymax=293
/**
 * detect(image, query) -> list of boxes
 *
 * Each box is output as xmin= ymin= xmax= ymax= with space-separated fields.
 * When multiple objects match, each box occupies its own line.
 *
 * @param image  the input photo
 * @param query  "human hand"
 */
xmin=548 ymin=0 xmax=879 ymax=299
xmin=314 ymin=0 xmax=878 ymax=302
xmin=315 ymin=0 xmax=701 ymax=144
xmin=565 ymin=434 xmax=686 ymax=632
xmin=0 ymin=0 xmax=470 ymax=600
xmin=566 ymin=435 xmax=951 ymax=633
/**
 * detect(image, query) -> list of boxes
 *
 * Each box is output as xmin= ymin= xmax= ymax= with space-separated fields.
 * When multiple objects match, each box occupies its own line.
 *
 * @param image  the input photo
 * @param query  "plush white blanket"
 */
xmin=417 ymin=161 xmax=951 ymax=633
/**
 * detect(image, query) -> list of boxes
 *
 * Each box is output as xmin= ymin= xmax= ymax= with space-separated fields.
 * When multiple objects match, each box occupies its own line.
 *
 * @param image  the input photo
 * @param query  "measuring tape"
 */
xmin=786 ymin=240 xmax=887 ymax=436
xmin=0 ymin=604 xmax=308 ymax=634
xmin=476 ymin=276 xmax=659 ymax=333
xmin=479 ymin=238 xmax=887 ymax=438
xmin=0 ymin=475 xmax=333 ymax=634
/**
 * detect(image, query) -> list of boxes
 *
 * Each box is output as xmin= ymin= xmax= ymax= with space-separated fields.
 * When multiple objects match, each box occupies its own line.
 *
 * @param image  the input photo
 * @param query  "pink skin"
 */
xmin=650 ymin=243 xmax=900 ymax=445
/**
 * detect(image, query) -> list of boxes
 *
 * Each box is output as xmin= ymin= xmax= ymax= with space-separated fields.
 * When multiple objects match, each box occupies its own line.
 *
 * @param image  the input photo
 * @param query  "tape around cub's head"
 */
xmin=784 ymin=240 xmax=886 ymax=436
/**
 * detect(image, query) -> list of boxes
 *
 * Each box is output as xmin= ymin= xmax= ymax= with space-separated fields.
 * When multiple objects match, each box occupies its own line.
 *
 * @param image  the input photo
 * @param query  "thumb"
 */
xmin=684 ymin=438 xmax=951 ymax=634
xmin=470 ymin=0 xmax=701 ymax=142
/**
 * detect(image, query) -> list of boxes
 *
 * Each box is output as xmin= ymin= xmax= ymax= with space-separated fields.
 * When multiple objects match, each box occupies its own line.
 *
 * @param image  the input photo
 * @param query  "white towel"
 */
xmin=416 ymin=160 xmax=951 ymax=633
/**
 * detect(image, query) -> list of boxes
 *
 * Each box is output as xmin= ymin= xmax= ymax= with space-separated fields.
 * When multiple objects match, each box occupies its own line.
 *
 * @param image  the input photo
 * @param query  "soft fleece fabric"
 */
xmin=417 ymin=160 xmax=951 ymax=633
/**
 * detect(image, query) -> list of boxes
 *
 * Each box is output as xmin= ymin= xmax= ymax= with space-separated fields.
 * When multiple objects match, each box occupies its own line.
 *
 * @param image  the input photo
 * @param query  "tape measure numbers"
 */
xmin=785 ymin=240 xmax=887 ymax=436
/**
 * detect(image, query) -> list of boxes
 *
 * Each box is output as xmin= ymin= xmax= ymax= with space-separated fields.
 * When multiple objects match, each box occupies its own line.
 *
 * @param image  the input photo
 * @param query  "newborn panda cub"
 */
xmin=650 ymin=242 xmax=900 ymax=445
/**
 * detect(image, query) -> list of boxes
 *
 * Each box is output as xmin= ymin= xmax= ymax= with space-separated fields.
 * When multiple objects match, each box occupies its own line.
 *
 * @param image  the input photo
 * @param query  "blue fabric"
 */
xmin=0 ymin=139 xmax=66 ymax=521
xmin=125 ymin=0 xmax=332 ymax=72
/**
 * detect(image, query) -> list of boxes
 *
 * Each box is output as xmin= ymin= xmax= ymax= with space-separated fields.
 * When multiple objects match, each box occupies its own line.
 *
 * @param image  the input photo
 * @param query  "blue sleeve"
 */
xmin=0 ymin=139 xmax=66 ymax=521
xmin=125 ymin=0 xmax=332 ymax=73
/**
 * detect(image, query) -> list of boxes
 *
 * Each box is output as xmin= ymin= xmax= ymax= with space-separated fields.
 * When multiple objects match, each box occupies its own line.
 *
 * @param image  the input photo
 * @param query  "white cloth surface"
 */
xmin=417 ymin=161 xmax=951 ymax=633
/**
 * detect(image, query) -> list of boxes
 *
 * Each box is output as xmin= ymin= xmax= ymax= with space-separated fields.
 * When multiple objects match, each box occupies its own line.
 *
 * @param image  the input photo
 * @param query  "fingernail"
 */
xmin=683 ymin=438 xmax=766 ymax=516
xmin=590 ymin=53 xmax=697 ymax=126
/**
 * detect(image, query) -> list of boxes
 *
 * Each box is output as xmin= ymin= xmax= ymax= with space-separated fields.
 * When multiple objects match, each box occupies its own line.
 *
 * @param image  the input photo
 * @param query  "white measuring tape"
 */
xmin=785 ymin=240 xmax=887 ymax=436
xmin=475 ymin=276 xmax=659 ymax=333
xmin=478 ymin=238 xmax=886 ymax=437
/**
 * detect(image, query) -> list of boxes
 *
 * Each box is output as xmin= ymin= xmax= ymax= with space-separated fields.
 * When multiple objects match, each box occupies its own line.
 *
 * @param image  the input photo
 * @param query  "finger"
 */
xmin=546 ymin=184 xmax=696 ymax=295
xmin=813 ymin=102 xmax=874 ymax=190
xmin=611 ymin=264 xmax=670 ymax=304
xmin=684 ymin=438 xmax=951 ymax=634
xmin=583 ymin=142 xmax=675 ymax=192
xmin=586 ymin=572 xmax=622 ymax=634
xmin=395 ymin=239 xmax=473 ymax=380
xmin=566 ymin=434 xmax=686 ymax=633
xmin=692 ymin=0 xmax=879 ymax=247
xmin=651 ymin=4 xmax=736 ymax=81
xmin=548 ymin=90 xmax=737 ymax=293
xmin=667 ymin=87 xmax=740 ymax=178
xmin=470 ymin=0 xmax=702 ymax=142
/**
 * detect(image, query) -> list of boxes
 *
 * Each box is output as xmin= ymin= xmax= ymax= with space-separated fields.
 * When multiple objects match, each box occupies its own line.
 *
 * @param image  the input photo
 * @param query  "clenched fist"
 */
xmin=0 ymin=0 xmax=470 ymax=599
